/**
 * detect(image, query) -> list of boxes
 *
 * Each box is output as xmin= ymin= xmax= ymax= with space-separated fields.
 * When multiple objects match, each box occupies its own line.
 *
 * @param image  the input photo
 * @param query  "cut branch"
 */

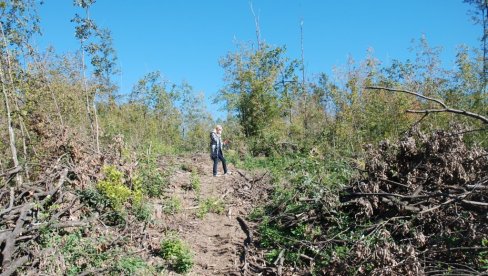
xmin=366 ymin=86 xmax=488 ymax=124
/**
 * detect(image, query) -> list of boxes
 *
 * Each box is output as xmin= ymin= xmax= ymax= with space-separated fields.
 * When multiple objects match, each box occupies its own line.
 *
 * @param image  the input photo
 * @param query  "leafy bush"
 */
xmin=39 ymin=230 xmax=110 ymax=275
xmin=160 ymin=234 xmax=194 ymax=273
xmin=96 ymin=166 xmax=132 ymax=210
xmin=137 ymin=154 xmax=168 ymax=198
xmin=247 ymin=154 xmax=355 ymax=270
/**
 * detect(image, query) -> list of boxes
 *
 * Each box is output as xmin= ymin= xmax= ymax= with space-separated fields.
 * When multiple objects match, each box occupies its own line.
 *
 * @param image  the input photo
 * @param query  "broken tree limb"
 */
xmin=237 ymin=216 xmax=253 ymax=274
xmin=365 ymin=86 xmax=488 ymax=124
xmin=0 ymin=165 xmax=22 ymax=178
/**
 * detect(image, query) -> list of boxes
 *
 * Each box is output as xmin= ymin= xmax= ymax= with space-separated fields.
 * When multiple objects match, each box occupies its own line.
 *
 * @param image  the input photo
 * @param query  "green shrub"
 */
xmin=189 ymin=171 xmax=201 ymax=193
xmin=133 ymin=203 xmax=152 ymax=222
xmin=160 ymin=234 xmax=194 ymax=273
xmin=96 ymin=166 xmax=132 ymax=210
xmin=138 ymin=155 xmax=168 ymax=198
xmin=163 ymin=196 xmax=182 ymax=214
xmin=40 ymin=230 xmax=110 ymax=276
xmin=480 ymin=238 xmax=488 ymax=270
xmin=197 ymin=197 xmax=225 ymax=218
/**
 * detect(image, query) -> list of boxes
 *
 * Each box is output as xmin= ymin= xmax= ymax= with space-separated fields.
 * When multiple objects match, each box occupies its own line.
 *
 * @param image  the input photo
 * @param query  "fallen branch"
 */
xmin=237 ymin=216 xmax=253 ymax=275
xmin=0 ymin=165 xmax=22 ymax=178
xmin=366 ymin=86 xmax=488 ymax=124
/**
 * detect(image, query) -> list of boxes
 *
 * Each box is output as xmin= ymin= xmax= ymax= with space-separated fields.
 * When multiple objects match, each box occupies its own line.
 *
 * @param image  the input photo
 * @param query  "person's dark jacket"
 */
xmin=210 ymin=130 xmax=223 ymax=158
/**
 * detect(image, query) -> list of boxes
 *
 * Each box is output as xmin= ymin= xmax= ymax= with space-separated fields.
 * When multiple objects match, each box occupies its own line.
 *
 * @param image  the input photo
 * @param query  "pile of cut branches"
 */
xmin=338 ymin=126 xmax=488 ymax=274
xmin=0 ymin=120 xmax=147 ymax=275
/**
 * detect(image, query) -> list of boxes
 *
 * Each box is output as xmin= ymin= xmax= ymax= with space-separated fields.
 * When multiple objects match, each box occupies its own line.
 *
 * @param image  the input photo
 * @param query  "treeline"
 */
xmin=219 ymin=40 xmax=487 ymax=158
xmin=2 ymin=2 xmax=487 ymax=167
xmin=1 ymin=0 xmax=487 ymax=274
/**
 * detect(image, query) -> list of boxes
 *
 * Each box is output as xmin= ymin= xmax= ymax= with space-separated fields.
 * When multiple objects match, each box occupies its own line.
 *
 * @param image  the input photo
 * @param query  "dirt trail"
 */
xmin=149 ymin=153 xmax=260 ymax=275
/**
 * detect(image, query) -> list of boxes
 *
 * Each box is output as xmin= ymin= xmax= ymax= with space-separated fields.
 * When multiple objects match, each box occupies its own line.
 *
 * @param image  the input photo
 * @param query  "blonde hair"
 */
xmin=215 ymin=124 xmax=223 ymax=131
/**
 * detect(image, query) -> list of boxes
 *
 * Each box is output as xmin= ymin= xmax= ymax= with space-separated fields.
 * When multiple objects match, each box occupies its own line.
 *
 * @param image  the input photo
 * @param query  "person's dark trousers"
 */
xmin=213 ymin=150 xmax=228 ymax=176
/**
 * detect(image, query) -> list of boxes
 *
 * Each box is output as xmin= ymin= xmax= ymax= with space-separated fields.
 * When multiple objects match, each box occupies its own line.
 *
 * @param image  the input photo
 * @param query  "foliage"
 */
xmin=189 ymin=171 xmax=201 ymax=194
xmin=39 ymin=229 xmax=110 ymax=275
xmin=197 ymin=197 xmax=225 ymax=218
xmin=163 ymin=196 xmax=182 ymax=215
xmin=248 ymin=126 xmax=488 ymax=274
xmin=480 ymin=238 xmax=488 ymax=270
xmin=137 ymin=153 xmax=168 ymax=198
xmin=96 ymin=166 xmax=132 ymax=210
xmin=160 ymin=233 xmax=194 ymax=274
xmin=114 ymin=256 xmax=151 ymax=275
xmin=133 ymin=203 xmax=152 ymax=222
xmin=246 ymin=154 xmax=355 ymax=270
xmin=218 ymin=44 xmax=300 ymax=156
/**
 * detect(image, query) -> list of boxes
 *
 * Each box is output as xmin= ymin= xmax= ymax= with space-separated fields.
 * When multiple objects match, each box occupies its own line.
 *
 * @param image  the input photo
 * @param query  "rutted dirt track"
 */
xmin=148 ymin=153 xmax=267 ymax=275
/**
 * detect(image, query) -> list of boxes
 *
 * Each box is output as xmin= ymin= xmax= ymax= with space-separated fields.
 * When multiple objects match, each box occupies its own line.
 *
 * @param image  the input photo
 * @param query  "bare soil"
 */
xmin=147 ymin=153 xmax=263 ymax=275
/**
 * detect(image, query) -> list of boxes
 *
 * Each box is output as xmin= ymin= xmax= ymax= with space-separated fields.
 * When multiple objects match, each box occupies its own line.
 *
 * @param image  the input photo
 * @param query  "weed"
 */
xmin=197 ymin=197 xmax=225 ymax=218
xmin=133 ymin=203 xmax=152 ymax=222
xmin=138 ymin=155 xmax=168 ymax=197
xmin=96 ymin=166 xmax=132 ymax=210
xmin=160 ymin=233 xmax=194 ymax=273
xmin=40 ymin=230 xmax=110 ymax=275
xmin=189 ymin=171 xmax=201 ymax=193
xmin=163 ymin=196 xmax=182 ymax=214
xmin=480 ymin=238 xmax=488 ymax=269
xmin=114 ymin=256 xmax=150 ymax=275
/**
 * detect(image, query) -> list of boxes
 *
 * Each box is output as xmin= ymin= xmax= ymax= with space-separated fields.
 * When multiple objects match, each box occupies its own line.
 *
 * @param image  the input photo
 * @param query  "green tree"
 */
xmin=178 ymin=82 xmax=213 ymax=151
xmin=128 ymin=71 xmax=182 ymax=149
xmin=218 ymin=44 xmax=299 ymax=155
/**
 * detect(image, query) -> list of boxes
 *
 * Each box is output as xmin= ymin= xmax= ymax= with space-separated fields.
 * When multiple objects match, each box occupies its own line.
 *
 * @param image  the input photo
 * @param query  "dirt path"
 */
xmin=149 ymin=153 xmax=259 ymax=275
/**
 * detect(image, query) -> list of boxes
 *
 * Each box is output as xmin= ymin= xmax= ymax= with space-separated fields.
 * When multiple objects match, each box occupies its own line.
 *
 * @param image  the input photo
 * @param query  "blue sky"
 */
xmin=36 ymin=1 xmax=480 ymax=120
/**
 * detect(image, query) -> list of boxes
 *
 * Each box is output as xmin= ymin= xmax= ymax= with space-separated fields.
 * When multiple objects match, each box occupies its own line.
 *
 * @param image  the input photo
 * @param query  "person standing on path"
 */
xmin=210 ymin=125 xmax=229 ymax=176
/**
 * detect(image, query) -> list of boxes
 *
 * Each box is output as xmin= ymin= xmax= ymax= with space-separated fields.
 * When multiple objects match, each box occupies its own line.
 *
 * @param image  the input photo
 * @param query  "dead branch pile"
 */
xmin=338 ymin=126 xmax=488 ymax=275
xmin=0 ymin=118 xmax=140 ymax=275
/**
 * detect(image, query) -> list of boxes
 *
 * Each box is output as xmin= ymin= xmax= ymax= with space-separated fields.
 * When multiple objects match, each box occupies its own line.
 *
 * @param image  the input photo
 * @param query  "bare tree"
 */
xmin=249 ymin=1 xmax=261 ymax=50
xmin=464 ymin=0 xmax=488 ymax=93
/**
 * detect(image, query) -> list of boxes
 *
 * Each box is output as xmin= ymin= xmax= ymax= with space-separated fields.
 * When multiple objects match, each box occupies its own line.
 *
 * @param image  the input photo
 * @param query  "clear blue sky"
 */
xmin=35 ymin=1 xmax=480 ymax=120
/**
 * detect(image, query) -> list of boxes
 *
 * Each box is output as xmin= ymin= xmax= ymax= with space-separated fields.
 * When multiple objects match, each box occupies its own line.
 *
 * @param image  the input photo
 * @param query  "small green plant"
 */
xmin=114 ymin=256 xmax=149 ymax=275
xmin=138 ymin=155 xmax=168 ymax=197
xmin=134 ymin=203 xmax=152 ymax=222
xmin=40 ymin=230 xmax=111 ymax=275
xmin=163 ymin=196 xmax=182 ymax=214
xmin=78 ymin=188 xmax=110 ymax=210
xmin=160 ymin=233 xmax=194 ymax=273
xmin=480 ymin=238 xmax=488 ymax=269
xmin=180 ymin=163 xmax=195 ymax=172
xmin=189 ymin=171 xmax=201 ymax=193
xmin=197 ymin=197 xmax=225 ymax=218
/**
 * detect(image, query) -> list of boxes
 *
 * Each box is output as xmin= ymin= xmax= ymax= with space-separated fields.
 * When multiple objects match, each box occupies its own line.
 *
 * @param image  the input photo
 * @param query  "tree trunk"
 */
xmin=0 ymin=22 xmax=22 ymax=186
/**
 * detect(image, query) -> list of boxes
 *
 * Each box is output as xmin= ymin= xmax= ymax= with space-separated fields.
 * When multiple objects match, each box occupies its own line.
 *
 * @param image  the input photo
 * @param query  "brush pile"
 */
xmin=339 ymin=126 xmax=488 ymax=274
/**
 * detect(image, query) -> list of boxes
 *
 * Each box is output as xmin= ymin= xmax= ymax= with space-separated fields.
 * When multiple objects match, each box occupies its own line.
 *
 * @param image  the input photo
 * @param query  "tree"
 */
xmin=464 ymin=0 xmax=488 ymax=93
xmin=178 ymin=82 xmax=213 ymax=151
xmin=72 ymin=0 xmax=118 ymax=153
xmin=128 ymin=71 xmax=182 ymax=149
xmin=0 ymin=0 xmax=41 ymax=185
xmin=218 ymin=44 xmax=299 ymax=155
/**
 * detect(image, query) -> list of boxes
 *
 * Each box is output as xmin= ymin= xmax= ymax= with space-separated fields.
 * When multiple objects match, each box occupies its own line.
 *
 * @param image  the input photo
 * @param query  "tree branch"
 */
xmin=366 ymin=86 xmax=488 ymax=124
